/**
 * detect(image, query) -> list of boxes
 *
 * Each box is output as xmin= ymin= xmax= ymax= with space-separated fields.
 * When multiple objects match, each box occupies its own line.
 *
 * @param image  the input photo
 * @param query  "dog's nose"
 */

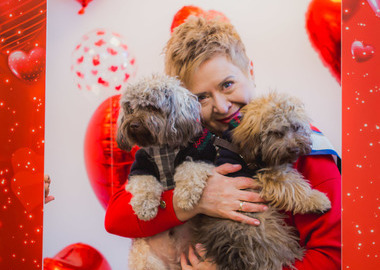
xmin=130 ymin=121 xmax=141 ymax=129
xmin=287 ymin=147 xmax=300 ymax=155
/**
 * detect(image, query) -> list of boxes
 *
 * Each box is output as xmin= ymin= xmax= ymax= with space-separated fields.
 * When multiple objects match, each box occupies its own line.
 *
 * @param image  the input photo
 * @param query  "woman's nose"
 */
xmin=212 ymin=93 xmax=231 ymax=114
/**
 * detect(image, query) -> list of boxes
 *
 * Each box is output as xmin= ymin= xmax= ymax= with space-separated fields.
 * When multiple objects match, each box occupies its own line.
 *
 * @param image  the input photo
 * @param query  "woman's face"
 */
xmin=187 ymin=55 xmax=256 ymax=135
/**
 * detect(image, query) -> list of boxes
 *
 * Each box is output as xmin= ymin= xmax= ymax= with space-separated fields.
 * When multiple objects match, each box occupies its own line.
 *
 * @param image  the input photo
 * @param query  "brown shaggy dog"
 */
xmin=193 ymin=92 xmax=331 ymax=270
xmin=116 ymin=74 xmax=215 ymax=270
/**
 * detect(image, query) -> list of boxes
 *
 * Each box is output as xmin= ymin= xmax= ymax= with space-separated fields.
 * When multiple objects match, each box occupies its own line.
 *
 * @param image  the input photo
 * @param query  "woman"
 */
xmin=105 ymin=17 xmax=341 ymax=269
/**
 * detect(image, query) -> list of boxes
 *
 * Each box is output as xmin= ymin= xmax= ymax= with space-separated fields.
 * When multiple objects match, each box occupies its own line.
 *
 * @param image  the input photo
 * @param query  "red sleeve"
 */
xmin=104 ymin=187 xmax=184 ymax=238
xmin=284 ymin=155 xmax=341 ymax=270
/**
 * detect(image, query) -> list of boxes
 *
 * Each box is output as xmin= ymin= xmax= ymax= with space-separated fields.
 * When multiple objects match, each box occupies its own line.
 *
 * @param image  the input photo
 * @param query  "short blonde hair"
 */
xmin=164 ymin=16 xmax=250 ymax=87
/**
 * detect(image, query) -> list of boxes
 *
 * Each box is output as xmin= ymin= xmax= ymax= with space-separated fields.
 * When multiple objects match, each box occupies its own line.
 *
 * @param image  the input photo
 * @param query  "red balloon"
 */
xmin=43 ymin=243 xmax=111 ymax=270
xmin=306 ymin=0 xmax=341 ymax=83
xmin=76 ymin=0 xmax=93 ymax=14
xmin=0 ymin=0 xmax=46 ymax=54
xmin=170 ymin=6 xmax=229 ymax=33
xmin=84 ymin=95 xmax=138 ymax=209
xmin=8 ymin=47 xmax=45 ymax=82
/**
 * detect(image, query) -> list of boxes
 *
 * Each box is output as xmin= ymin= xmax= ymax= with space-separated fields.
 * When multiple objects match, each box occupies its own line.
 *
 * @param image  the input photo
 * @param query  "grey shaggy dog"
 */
xmin=117 ymin=74 xmax=215 ymax=270
xmin=193 ymin=92 xmax=332 ymax=270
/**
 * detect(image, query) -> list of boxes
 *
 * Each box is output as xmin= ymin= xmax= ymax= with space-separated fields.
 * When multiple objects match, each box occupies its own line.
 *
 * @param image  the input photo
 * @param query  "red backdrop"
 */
xmin=342 ymin=0 xmax=380 ymax=269
xmin=0 ymin=0 xmax=46 ymax=268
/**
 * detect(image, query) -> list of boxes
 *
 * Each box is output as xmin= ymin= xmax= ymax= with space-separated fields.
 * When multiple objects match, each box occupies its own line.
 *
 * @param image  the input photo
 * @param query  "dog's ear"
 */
xmin=165 ymin=87 xmax=203 ymax=145
xmin=116 ymin=113 xmax=133 ymax=152
xmin=232 ymin=101 xmax=264 ymax=161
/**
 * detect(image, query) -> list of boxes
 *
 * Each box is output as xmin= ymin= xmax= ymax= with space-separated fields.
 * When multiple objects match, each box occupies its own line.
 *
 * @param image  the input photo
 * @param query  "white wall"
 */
xmin=44 ymin=0 xmax=341 ymax=269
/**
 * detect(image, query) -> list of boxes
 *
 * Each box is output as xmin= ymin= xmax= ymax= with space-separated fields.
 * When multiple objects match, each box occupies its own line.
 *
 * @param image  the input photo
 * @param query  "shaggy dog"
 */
xmin=116 ymin=74 xmax=215 ymax=270
xmin=192 ymin=92 xmax=332 ymax=270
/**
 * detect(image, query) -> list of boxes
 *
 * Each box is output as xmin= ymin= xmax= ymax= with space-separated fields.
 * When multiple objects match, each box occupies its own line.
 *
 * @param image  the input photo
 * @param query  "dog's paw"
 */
xmin=174 ymin=186 xmax=201 ymax=211
xmin=135 ymin=201 xmax=160 ymax=221
xmin=174 ymin=161 xmax=214 ymax=210
xmin=126 ymin=175 xmax=164 ymax=221
xmin=307 ymin=190 xmax=331 ymax=213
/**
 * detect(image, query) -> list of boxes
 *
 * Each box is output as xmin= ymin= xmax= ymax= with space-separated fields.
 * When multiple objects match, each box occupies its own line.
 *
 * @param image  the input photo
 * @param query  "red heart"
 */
xmin=10 ymin=148 xmax=44 ymax=212
xmin=7 ymin=47 xmax=45 ymax=82
xmin=115 ymin=85 xmax=121 ymax=90
xmin=306 ymin=0 xmax=341 ymax=83
xmin=77 ymin=56 xmax=84 ymax=64
xmin=351 ymin=41 xmax=375 ymax=62
xmin=98 ymin=77 xmax=109 ymax=87
xmin=76 ymin=0 xmax=94 ymax=15
xmin=94 ymin=39 xmax=105 ymax=47
xmin=84 ymin=95 xmax=138 ymax=209
xmin=43 ymin=242 xmax=111 ymax=270
xmin=93 ymin=55 xmax=100 ymax=66
xmin=76 ymin=71 xmax=84 ymax=78
xmin=109 ymin=66 xmax=118 ymax=72
xmin=107 ymin=48 xmax=118 ymax=55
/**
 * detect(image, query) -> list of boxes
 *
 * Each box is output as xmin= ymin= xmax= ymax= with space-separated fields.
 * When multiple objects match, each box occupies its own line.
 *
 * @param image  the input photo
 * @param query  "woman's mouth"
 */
xmin=217 ymin=109 xmax=241 ymax=124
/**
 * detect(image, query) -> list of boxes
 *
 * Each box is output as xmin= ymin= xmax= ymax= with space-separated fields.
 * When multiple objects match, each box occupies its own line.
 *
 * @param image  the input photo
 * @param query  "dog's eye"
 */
xmin=269 ymin=131 xmax=284 ymax=138
xmin=275 ymin=131 xmax=284 ymax=138
xmin=291 ymin=124 xmax=300 ymax=131
xmin=146 ymin=105 xmax=160 ymax=112
xmin=124 ymin=103 xmax=133 ymax=114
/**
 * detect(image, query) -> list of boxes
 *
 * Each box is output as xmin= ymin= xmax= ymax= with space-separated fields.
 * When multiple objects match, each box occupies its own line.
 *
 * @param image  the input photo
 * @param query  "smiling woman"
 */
xmin=42 ymin=1 xmax=344 ymax=269
xmin=187 ymin=55 xmax=255 ymax=135
xmin=104 ymin=15 xmax=341 ymax=270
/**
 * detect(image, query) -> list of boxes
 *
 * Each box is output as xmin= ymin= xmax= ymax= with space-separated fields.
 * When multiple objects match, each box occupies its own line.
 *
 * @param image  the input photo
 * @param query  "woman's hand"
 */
xmin=173 ymin=163 xmax=267 ymax=226
xmin=44 ymin=174 xmax=55 ymax=204
xmin=180 ymin=244 xmax=217 ymax=270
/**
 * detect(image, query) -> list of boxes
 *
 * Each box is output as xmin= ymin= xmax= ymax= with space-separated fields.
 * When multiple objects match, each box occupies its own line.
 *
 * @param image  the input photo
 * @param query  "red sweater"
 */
xmin=104 ymin=155 xmax=341 ymax=269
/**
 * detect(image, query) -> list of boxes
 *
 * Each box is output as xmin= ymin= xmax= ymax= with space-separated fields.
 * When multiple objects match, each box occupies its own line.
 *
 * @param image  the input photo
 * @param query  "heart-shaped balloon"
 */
xmin=0 ymin=0 xmax=46 ymax=54
xmin=8 ymin=47 xmax=46 ymax=82
xmin=170 ymin=5 xmax=229 ymax=33
xmin=43 ymin=243 xmax=111 ymax=270
xmin=76 ymin=0 xmax=94 ymax=14
xmin=10 ymin=148 xmax=44 ymax=212
xmin=351 ymin=41 xmax=375 ymax=62
xmin=84 ymin=95 xmax=138 ymax=209
xmin=306 ymin=0 xmax=341 ymax=83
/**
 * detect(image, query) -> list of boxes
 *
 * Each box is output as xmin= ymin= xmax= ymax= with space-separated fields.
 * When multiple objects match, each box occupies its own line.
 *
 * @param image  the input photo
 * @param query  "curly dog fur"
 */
xmin=116 ymin=74 xmax=214 ymax=270
xmin=193 ymin=92 xmax=331 ymax=270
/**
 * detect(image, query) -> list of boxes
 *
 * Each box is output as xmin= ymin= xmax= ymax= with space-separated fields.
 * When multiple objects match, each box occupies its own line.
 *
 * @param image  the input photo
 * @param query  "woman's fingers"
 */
xmin=238 ymin=189 xmax=266 ymax=203
xmin=214 ymin=163 xmax=242 ymax=175
xmin=181 ymin=253 xmax=192 ymax=269
xmin=228 ymin=210 xmax=261 ymax=226
xmin=188 ymin=245 xmax=201 ymax=266
xmin=44 ymin=174 xmax=51 ymax=184
xmin=233 ymin=176 xmax=260 ymax=190
xmin=237 ymin=200 xmax=268 ymax=213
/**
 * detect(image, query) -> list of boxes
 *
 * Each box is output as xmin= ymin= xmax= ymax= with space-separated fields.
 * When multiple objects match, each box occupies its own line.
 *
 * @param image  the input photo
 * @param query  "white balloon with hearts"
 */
xmin=71 ymin=29 xmax=136 ymax=95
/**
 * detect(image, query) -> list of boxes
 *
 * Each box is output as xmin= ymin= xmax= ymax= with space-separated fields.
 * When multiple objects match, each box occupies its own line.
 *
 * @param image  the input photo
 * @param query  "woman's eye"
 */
xmin=197 ymin=94 xmax=208 ymax=102
xmin=222 ymin=81 xmax=233 ymax=89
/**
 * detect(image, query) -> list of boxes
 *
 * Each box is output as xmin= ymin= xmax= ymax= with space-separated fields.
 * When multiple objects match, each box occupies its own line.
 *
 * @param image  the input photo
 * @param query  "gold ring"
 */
xmin=239 ymin=201 xmax=244 ymax=212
